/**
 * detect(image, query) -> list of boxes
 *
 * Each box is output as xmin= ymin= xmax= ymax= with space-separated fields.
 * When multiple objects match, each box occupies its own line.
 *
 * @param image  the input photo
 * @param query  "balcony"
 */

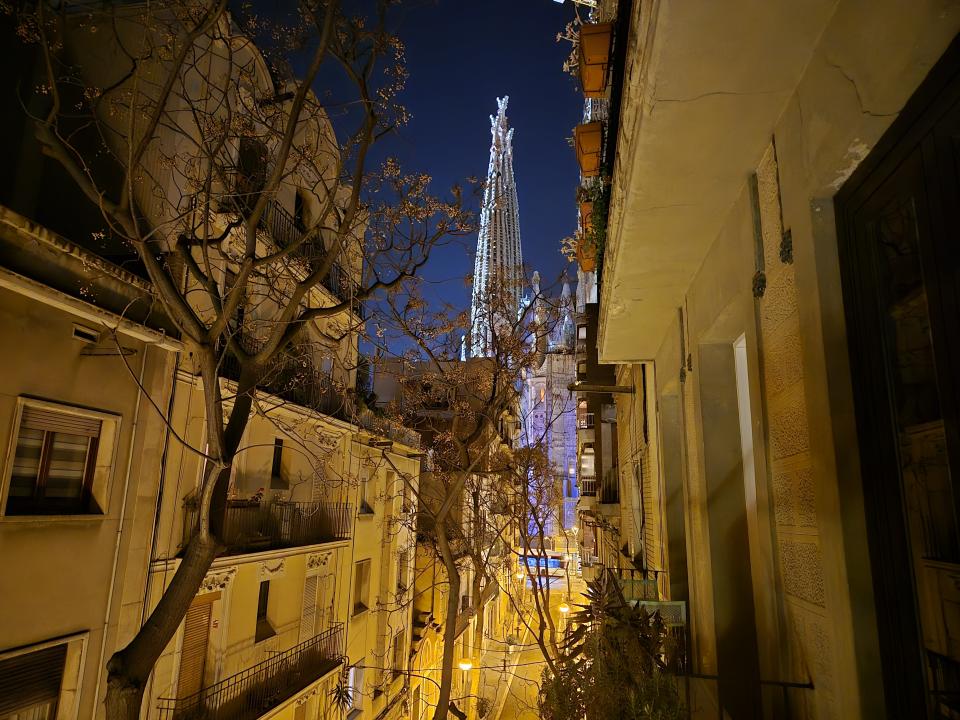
xmin=219 ymin=340 xmax=354 ymax=423
xmin=575 ymin=122 xmax=604 ymax=177
xmin=579 ymin=477 xmax=597 ymax=497
xmin=182 ymin=497 xmax=351 ymax=556
xmin=232 ymin=196 xmax=364 ymax=319
xmin=158 ymin=624 xmax=344 ymax=720
xmin=619 ymin=576 xmax=659 ymax=602
xmin=579 ymin=22 xmax=613 ymax=98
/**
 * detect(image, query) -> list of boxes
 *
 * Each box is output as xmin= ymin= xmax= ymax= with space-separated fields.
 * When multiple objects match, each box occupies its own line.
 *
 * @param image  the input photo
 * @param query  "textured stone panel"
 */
xmin=761 ymin=267 xmax=799 ymax=332
xmin=773 ymin=469 xmax=796 ymax=527
xmin=772 ymin=463 xmax=817 ymax=529
xmin=768 ymin=391 xmax=811 ymax=459
xmin=781 ymin=540 xmax=826 ymax=606
xmin=764 ymin=323 xmax=805 ymax=397
xmin=757 ymin=148 xmax=785 ymax=271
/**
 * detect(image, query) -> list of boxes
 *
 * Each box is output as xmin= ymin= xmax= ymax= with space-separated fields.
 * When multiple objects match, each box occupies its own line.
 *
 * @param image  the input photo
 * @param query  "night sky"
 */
xmin=348 ymin=0 xmax=584 ymax=311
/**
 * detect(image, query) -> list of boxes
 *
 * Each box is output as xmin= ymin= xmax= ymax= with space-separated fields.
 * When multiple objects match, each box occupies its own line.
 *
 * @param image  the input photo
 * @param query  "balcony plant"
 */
xmin=538 ymin=573 xmax=684 ymax=720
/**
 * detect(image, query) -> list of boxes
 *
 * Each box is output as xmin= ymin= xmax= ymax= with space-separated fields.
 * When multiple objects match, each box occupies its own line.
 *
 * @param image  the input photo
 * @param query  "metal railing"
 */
xmin=158 ymin=624 xmax=345 ymax=720
xmin=182 ymin=497 xmax=351 ymax=555
xmin=579 ymin=477 xmax=598 ymax=496
xmin=577 ymin=413 xmax=595 ymax=429
xmin=260 ymin=199 xmax=365 ymax=318
xmin=225 ymin=190 xmax=364 ymax=319
xmin=619 ymin=576 xmax=659 ymax=602
xmin=218 ymin=339 xmax=354 ymax=423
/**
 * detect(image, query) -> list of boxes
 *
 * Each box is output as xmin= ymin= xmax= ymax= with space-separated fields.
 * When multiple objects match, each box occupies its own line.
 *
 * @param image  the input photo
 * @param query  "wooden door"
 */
xmin=837 ymin=33 xmax=960 ymax=718
xmin=177 ymin=595 xmax=216 ymax=699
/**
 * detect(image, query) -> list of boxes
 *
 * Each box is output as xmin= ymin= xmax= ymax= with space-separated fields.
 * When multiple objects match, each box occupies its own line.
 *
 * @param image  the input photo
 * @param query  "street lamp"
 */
xmin=558 ymin=601 xmax=570 ymax=614
xmin=458 ymin=659 xmax=473 ymax=672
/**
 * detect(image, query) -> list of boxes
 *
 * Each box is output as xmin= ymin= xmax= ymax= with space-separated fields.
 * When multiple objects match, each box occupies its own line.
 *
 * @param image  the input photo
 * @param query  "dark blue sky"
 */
xmin=357 ymin=0 xmax=583 ymax=310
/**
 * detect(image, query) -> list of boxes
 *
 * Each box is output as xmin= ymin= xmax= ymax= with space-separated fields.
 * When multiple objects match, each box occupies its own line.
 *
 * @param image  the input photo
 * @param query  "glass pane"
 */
xmin=9 ymin=427 xmax=43 ymax=498
xmin=874 ymin=195 xmax=959 ymax=710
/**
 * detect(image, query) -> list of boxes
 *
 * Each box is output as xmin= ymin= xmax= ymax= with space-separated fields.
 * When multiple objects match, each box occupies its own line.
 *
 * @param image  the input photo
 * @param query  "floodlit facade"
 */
xmin=574 ymin=0 xmax=960 ymax=717
xmin=469 ymin=97 xmax=524 ymax=359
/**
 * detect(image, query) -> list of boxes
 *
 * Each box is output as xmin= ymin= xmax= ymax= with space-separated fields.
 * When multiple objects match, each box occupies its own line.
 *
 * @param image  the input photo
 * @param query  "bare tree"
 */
xmin=369 ymin=272 xmax=575 ymax=720
xmin=11 ymin=1 xmax=467 ymax=716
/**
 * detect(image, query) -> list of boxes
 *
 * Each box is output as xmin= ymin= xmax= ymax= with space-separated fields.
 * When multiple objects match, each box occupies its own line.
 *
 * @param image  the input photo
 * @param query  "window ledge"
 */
xmin=357 ymin=509 xmax=375 ymax=519
xmin=346 ymin=709 xmax=363 ymax=720
xmin=0 ymin=513 xmax=106 ymax=524
xmin=351 ymin=606 xmax=369 ymax=621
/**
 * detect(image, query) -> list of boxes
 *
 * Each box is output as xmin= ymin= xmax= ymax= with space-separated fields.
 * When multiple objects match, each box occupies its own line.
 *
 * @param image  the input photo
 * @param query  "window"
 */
xmin=347 ymin=661 xmax=365 ymax=712
xmin=352 ymin=560 xmax=371 ymax=616
xmin=255 ymin=581 xmax=275 ymax=642
xmin=358 ymin=472 xmax=373 ymax=515
xmin=294 ymin=190 xmax=307 ymax=231
xmin=391 ymin=630 xmax=405 ymax=679
xmin=270 ymin=438 xmax=286 ymax=490
xmin=0 ymin=643 xmax=66 ymax=719
xmin=397 ymin=550 xmax=410 ymax=594
xmin=4 ymin=401 xmax=117 ymax=516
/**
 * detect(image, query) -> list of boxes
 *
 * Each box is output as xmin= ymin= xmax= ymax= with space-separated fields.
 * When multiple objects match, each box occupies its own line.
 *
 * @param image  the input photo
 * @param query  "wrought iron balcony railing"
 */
xmin=218 ymin=339 xmax=354 ymax=423
xmin=158 ymin=624 xmax=344 ymax=720
xmin=261 ymin=198 xmax=365 ymax=318
xmin=225 ymin=191 xmax=364 ymax=319
xmin=182 ymin=497 xmax=351 ymax=556
xmin=579 ymin=477 xmax=597 ymax=496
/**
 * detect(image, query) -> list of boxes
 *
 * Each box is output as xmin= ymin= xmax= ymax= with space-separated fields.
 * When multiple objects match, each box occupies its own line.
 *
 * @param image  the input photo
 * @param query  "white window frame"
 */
xmin=0 ymin=397 xmax=121 ymax=520
xmin=347 ymin=661 xmax=365 ymax=715
xmin=0 ymin=631 xmax=88 ymax=720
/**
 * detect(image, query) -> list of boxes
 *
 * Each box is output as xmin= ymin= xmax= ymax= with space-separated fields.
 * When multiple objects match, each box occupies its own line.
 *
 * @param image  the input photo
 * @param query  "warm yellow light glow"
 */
xmin=558 ymin=602 xmax=571 ymax=614
xmin=516 ymin=571 xmax=525 ymax=580
xmin=458 ymin=659 xmax=473 ymax=671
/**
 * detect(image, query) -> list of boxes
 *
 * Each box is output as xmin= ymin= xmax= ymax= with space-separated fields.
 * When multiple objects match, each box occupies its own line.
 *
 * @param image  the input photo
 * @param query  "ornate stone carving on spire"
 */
xmin=470 ymin=96 xmax=524 ymax=357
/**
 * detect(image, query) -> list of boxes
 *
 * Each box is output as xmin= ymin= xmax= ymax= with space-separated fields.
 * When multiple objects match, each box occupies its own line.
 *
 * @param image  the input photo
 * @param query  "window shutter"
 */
xmin=177 ymin=600 xmax=213 ymax=699
xmin=20 ymin=406 xmax=101 ymax=437
xmin=0 ymin=643 xmax=66 ymax=714
xmin=300 ymin=575 xmax=318 ymax=643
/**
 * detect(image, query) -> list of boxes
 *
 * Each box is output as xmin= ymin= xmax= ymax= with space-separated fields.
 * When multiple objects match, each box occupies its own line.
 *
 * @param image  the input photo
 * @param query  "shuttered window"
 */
xmin=177 ymin=598 xmax=214 ymax=700
xmin=0 ymin=643 xmax=66 ymax=718
xmin=299 ymin=575 xmax=318 ymax=643
xmin=7 ymin=405 xmax=102 ymax=516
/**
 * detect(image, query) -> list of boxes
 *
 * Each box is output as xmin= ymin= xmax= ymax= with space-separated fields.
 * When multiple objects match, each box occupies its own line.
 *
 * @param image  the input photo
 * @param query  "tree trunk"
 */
xmin=102 ymin=470 xmax=226 ymax=719
xmin=432 ymin=524 xmax=462 ymax=720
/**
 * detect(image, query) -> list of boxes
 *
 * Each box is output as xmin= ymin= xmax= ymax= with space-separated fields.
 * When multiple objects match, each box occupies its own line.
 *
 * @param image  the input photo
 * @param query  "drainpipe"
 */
xmin=92 ymin=344 xmax=149 ymax=714
xmin=139 ymin=352 xmax=181 ymax=716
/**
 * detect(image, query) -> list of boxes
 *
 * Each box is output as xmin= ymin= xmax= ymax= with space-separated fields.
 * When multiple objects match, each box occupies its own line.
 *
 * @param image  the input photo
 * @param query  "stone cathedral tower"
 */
xmin=470 ymin=97 xmax=524 ymax=358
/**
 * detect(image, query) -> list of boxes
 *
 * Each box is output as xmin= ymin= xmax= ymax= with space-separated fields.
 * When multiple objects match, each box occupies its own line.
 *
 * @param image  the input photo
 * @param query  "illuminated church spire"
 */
xmin=470 ymin=96 xmax=524 ymax=357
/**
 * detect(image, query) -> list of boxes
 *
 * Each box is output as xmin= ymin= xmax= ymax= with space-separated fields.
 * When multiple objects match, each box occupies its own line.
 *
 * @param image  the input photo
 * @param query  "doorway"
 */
xmin=836 ymin=34 xmax=960 ymax=718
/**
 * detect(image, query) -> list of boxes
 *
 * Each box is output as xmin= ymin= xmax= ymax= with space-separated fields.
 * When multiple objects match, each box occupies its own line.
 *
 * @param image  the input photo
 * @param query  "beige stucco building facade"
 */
xmin=581 ymin=0 xmax=960 ymax=717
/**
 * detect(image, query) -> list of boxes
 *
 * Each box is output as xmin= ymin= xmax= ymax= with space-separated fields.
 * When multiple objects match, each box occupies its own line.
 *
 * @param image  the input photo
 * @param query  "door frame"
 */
xmin=835 ymin=32 xmax=960 ymax=718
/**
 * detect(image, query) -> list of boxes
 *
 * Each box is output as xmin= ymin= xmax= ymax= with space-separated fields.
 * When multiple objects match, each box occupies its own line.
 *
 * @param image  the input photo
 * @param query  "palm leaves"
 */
xmin=539 ymin=572 xmax=685 ymax=720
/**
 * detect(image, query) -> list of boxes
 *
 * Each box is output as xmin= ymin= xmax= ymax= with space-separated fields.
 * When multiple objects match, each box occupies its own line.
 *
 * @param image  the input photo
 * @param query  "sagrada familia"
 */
xmin=466 ymin=97 xmax=579 ymax=546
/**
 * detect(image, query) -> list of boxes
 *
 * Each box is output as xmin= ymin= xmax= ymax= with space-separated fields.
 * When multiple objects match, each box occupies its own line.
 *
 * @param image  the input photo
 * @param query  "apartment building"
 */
xmin=576 ymin=0 xmax=960 ymax=717
xmin=0 ymin=6 xmax=421 ymax=720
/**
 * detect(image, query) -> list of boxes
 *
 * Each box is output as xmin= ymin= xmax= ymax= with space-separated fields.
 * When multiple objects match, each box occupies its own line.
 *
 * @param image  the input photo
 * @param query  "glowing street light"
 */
xmin=458 ymin=659 xmax=473 ymax=672
xmin=558 ymin=601 xmax=571 ymax=614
